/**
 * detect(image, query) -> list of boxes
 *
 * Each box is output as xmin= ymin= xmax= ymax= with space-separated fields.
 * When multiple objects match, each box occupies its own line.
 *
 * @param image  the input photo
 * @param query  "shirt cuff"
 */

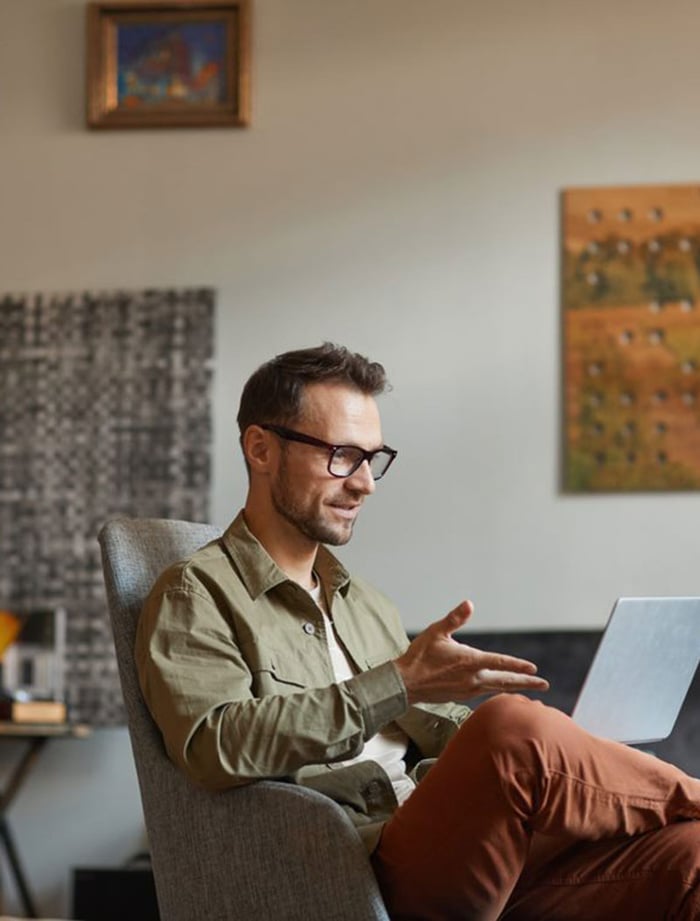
xmin=345 ymin=661 xmax=408 ymax=737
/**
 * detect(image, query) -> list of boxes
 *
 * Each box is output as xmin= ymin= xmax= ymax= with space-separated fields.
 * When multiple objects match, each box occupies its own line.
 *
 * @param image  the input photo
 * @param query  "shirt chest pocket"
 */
xmin=243 ymin=644 xmax=312 ymax=696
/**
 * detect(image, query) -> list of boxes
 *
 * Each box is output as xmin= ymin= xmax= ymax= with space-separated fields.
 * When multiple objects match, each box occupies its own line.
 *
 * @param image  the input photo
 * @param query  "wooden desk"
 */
xmin=0 ymin=722 xmax=90 ymax=918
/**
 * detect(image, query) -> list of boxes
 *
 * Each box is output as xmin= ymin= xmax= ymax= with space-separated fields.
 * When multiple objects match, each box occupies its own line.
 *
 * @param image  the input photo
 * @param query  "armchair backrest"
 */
xmin=98 ymin=517 xmax=390 ymax=921
xmin=99 ymin=518 xmax=220 ymax=781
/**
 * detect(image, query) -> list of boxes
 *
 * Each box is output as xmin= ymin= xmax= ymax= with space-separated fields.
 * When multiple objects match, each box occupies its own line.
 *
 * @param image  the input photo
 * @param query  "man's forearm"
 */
xmin=166 ymin=662 xmax=409 ymax=791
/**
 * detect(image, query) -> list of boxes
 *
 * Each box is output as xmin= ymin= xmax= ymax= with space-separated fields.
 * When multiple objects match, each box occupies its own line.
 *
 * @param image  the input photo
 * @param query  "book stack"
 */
xmin=0 ymin=696 xmax=67 ymax=724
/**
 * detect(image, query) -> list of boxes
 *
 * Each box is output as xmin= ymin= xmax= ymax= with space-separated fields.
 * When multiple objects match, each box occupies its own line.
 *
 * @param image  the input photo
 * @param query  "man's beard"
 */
xmin=271 ymin=461 xmax=356 ymax=546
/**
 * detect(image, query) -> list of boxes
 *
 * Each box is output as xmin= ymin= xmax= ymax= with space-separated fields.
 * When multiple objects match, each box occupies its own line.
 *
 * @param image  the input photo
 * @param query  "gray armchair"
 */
xmin=98 ymin=517 xmax=390 ymax=921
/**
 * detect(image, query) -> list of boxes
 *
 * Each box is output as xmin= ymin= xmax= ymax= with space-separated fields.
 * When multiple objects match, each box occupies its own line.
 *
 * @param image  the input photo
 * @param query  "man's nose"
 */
xmin=345 ymin=460 xmax=376 ymax=495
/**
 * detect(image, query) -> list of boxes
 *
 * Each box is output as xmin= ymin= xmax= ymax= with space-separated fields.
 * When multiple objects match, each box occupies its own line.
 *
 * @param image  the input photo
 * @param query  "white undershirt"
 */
xmin=308 ymin=579 xmax=415 ymax=805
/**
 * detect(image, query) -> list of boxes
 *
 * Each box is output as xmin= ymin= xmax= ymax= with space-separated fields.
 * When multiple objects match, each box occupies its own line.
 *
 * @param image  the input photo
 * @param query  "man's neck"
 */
xmin=242 ymin=504 xmax=318 ymax=590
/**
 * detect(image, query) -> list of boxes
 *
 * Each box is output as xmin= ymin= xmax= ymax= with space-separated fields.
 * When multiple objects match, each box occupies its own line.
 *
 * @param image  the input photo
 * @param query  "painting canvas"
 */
xmin=562 ymin=184 xmax=700 ymax=492
xmin=116 ymin=20 xmax=228 ymax=108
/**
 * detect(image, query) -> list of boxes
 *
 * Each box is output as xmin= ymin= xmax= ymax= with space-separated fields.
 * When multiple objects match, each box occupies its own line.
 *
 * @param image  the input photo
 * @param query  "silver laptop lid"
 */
xmin=571 ymin=597 xmax=700 ymax=744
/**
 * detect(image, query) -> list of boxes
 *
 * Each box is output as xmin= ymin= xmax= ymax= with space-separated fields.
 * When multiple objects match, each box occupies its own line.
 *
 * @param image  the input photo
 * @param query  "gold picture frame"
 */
xmin=86 ymin=0 xmax=251 ymax=129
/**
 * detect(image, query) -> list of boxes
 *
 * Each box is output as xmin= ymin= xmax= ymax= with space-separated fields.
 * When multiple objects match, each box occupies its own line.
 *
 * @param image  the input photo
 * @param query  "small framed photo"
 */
xmin=86 ymin=0 xmax=251 ymax=129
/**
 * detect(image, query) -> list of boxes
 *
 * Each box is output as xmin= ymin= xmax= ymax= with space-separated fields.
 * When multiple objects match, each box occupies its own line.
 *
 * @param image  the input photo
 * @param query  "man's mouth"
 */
xmin=328 ymin=502 xmax=361 ymax=519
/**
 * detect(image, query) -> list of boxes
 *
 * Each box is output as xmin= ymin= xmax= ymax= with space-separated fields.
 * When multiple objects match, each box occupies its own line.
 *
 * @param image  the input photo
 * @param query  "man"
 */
xmin=137 ymin=343 xmax=700 ymax=920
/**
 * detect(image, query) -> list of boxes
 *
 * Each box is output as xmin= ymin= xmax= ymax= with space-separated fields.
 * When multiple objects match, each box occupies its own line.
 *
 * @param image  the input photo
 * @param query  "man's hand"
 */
xmin=395 ymin=601 xmax=550 ymax=705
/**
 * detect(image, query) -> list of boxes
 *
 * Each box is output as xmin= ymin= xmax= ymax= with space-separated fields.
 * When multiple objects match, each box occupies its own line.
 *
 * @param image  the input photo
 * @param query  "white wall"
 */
xmin=2 ymin=0 xmax=700 ymax=914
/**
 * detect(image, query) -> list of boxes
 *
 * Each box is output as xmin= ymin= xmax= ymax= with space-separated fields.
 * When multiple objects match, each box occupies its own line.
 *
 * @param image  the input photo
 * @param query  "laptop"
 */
xmin=571 ymin=597 xmax=700 ymax=744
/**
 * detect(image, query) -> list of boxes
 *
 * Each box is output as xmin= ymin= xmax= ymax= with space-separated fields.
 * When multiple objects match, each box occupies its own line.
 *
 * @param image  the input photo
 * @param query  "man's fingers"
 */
xmin=476 ymin=669 xmax=550 ymax=691
xmin=475 ymin=650 xmax=540 ymax=675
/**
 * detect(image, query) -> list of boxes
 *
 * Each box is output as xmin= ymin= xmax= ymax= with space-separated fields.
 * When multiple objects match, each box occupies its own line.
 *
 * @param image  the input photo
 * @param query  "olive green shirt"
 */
xmin=136 ymin=512 xmax=470 ymax=850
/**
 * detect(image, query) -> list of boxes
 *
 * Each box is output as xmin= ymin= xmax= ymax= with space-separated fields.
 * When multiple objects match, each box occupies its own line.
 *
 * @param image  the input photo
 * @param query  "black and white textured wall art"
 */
xmin=0 ymin=288 xmax=215 ymax=724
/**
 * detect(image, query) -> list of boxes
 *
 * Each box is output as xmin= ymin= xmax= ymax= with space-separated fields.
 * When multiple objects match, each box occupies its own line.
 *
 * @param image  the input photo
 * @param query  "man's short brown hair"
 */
xmin=237 ymin=342 xmax=389 ymax=436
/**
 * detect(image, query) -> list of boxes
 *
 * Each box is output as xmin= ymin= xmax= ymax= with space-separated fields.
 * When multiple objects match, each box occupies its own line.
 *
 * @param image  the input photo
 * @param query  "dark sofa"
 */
xmin=451 ymin=630 xmax=700 ymax=777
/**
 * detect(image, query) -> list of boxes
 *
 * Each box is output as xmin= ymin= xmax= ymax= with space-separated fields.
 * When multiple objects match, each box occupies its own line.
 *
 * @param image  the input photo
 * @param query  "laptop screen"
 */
xmin=571 ymin=597 xmax=700 ymax=744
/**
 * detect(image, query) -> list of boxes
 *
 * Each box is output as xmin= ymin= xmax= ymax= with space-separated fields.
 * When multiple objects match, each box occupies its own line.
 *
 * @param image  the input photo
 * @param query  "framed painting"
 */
xmin=562 ymin=183 xmax=700 ymax=492
xmin=86 ymin=0 xmax=251 ymax=129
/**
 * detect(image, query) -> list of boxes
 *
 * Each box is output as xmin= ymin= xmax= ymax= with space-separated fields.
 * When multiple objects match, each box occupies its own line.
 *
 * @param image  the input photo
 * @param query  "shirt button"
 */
xmin=303 ymin=622 xmax=316 ymax=635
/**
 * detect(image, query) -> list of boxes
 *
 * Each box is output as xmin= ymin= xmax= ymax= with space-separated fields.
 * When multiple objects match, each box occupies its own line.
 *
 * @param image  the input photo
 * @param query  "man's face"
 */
xmin=269 ymin=382 xmax=383 ymax=546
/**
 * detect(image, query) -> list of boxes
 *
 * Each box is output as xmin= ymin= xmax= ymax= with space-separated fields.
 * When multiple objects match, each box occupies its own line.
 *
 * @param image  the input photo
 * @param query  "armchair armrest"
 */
xmin=147 ymin=779 xmax=390 ymax=921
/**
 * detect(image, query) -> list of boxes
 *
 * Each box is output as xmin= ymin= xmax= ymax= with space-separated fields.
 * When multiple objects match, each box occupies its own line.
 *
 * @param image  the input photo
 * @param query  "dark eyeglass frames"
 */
xmin=260 ymin=424 xmax=397 ymax=480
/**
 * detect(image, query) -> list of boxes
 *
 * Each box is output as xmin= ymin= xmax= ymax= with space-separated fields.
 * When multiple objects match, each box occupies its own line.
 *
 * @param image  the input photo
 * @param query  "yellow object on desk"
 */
xmin=0 ymin=612 xmax=21 ymax=659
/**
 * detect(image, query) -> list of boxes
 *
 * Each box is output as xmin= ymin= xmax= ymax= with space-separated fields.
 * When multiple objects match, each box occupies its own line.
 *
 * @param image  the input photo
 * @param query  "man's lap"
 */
xmin=372 ymin=695 xmax=700 ymax=920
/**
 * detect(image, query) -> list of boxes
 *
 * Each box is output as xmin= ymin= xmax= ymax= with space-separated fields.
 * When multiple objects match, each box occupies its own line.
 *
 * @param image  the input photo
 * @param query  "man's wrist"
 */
xmin=345 ymin=661 xmax=409 ymax=734
xmin=393 ymin=653 xmax=419 ymax=705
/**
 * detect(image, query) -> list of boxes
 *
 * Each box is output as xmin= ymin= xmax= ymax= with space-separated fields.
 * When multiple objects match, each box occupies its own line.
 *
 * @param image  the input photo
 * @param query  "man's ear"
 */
xmin=243 ymin=425 xmax=275 ymax=474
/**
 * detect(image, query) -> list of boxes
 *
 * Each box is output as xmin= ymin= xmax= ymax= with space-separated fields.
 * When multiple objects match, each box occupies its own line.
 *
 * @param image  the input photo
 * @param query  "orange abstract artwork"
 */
xmin=563 ymin=184 xmax=700 ymax=491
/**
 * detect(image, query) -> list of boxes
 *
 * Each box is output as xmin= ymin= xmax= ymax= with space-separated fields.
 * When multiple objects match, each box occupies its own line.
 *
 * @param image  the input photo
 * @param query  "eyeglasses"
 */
xmin=261 ymin=424 xmax=398 ymax=480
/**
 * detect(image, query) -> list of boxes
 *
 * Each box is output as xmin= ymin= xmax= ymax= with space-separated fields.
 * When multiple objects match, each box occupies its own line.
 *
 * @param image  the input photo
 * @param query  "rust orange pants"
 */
xmin=372 ymin=694 xmax=700 ymax=920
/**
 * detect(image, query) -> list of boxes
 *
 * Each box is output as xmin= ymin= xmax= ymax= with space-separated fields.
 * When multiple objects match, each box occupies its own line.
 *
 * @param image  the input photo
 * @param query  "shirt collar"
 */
xmin=221 ymin=511 xmax=352 ymax=601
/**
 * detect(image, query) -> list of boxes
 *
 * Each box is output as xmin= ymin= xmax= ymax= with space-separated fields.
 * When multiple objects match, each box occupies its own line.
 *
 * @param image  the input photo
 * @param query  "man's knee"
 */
xmin=450 ymin=693 xmax=578 ymax=786
xmin=464 ymin=693 xmax=551 ymax=747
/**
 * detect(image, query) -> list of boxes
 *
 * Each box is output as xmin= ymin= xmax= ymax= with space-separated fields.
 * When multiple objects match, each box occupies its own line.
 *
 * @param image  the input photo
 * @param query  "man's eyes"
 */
xmin=333 ymin=445 xmax=361 ymax=461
